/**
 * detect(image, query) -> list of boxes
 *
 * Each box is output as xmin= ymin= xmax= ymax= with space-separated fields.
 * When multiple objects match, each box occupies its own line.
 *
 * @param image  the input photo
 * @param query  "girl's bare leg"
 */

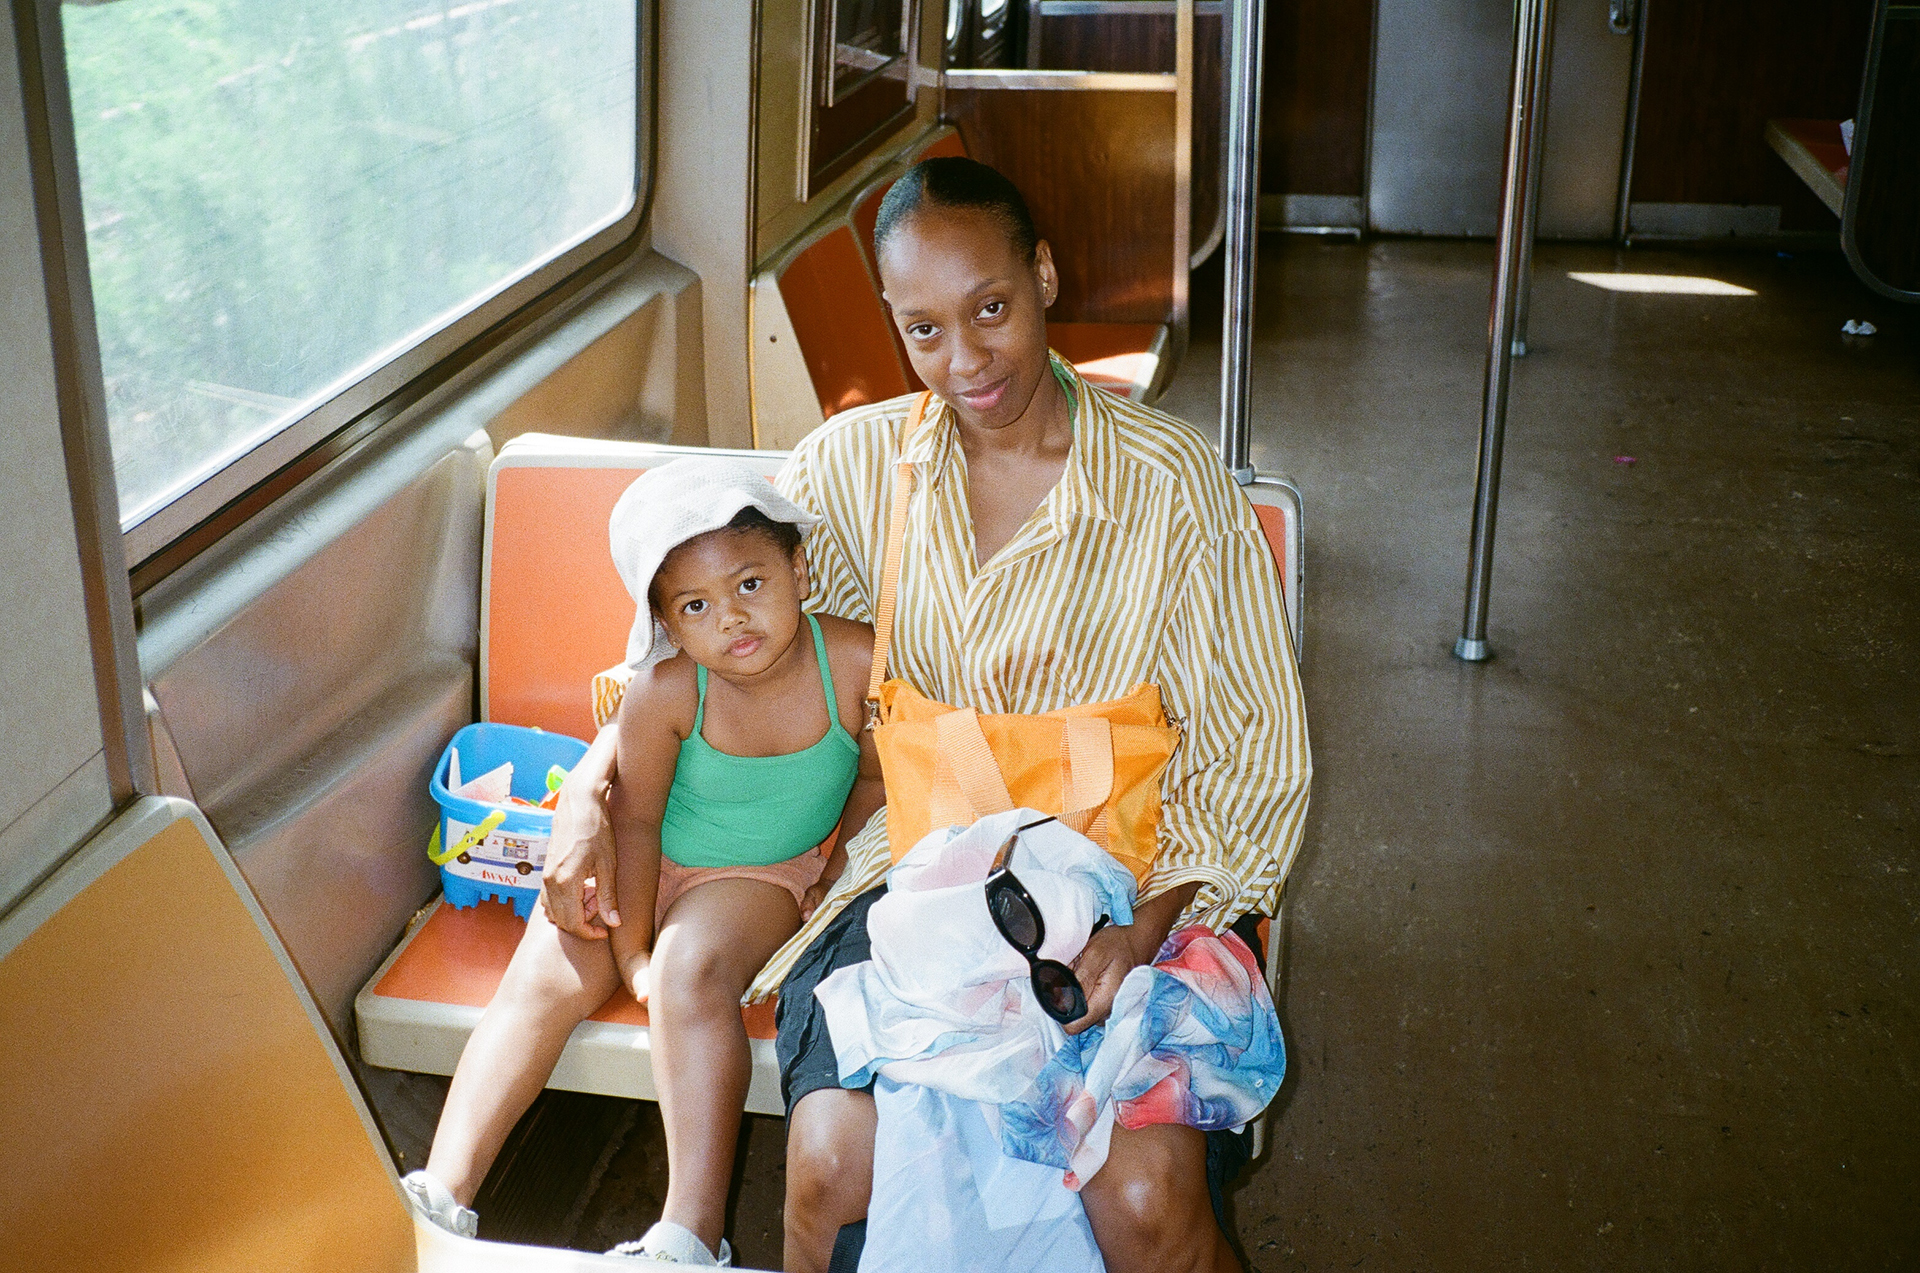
xmin=648 ymin=877 xmax=803 ymax=1255
xmin=424 ymin=902 xmax=623 ymax=1204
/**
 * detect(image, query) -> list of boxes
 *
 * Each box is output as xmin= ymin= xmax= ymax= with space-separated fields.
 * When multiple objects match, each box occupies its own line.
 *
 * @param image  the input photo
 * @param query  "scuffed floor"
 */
xmin=1158 ymin=238 xmax=1919 ymax=1270
xmin=568 ymin=237 xmax=1919 ymax=1270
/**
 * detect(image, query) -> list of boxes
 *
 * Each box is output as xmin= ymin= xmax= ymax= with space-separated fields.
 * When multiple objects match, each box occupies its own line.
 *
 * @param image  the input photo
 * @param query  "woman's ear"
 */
xmin=1034 ymin=240 xmax=1059 ymax=310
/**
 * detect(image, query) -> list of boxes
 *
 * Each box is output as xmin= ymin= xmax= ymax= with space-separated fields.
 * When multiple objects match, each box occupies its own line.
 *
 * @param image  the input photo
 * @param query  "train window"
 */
xmin=62 ymin=0 xmax=645 ymax=562
xmin=946 ymin=0 xmax=1015 ymax=69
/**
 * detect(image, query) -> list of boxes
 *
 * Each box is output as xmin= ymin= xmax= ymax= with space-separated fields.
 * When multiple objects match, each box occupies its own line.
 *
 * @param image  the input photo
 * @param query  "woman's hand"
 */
xmin=1062 ymin=924 xmax=1138 ymax=1034
xmin=1062 ymin=881 xmax=1200 ymax=1035
xmin=540 ymin=725 xmax=622 ymax=939
xmin=799 ymin=843 xmax=850 ymax=922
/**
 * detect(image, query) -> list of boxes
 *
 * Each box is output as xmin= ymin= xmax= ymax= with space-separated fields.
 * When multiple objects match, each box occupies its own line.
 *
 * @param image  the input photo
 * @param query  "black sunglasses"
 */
xmin=985 ymin=816 xmax=1109 ymax=1025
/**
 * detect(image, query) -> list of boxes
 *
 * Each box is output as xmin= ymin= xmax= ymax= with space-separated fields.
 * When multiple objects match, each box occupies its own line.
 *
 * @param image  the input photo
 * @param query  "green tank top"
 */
xmin=660 ymin=613 xmax=860 ymax=868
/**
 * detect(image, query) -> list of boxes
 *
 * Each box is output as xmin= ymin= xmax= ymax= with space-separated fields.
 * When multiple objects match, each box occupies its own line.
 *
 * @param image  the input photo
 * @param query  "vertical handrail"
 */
xmin=1219 ymin=0 xmax=1266 ymax=484
xmin=1456 ymin=0 xmax=1556 ymax=663
xmin=1171 ymin=0 xmax=1195 ymax=375
xmin=1508 ymin=0 xmax=1556 ymax=357
xmin=1613 ymin=0 xmax=1651 ymax=243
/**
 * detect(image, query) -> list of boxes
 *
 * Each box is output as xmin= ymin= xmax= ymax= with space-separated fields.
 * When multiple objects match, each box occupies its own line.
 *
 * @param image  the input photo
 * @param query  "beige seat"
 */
xmin=0 ymin=796 xmax=766 ymax=1270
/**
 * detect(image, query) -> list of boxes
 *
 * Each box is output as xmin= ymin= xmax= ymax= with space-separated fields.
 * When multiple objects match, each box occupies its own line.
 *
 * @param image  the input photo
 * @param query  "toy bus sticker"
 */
xmin=441 ymin=816 xmax=550 ymax=885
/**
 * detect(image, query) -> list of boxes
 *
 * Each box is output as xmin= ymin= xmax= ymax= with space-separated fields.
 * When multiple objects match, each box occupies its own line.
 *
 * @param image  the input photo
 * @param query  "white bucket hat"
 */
xmin=608 ymin=457 xmax=821 ymax=670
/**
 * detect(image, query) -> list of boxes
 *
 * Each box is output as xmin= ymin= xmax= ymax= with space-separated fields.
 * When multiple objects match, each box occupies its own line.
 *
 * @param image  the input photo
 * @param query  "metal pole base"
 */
xmin=1230 ymin=465 xmax=1255 ymax=486
xmin=1512 ymin=339 xmax=1529 ymax=357
xmin=1454 ymin=636 xmax=1491 ymax=662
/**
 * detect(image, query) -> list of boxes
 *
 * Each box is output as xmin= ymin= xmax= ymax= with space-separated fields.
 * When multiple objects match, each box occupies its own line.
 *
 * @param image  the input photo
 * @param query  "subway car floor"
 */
xmin=438 ymin=237 xmax=1920 ymax=1269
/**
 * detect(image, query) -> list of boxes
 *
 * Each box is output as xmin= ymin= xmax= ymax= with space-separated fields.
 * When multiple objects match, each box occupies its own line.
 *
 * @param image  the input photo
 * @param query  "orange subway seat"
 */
xmin=485 ymin=465 xmax=644 ymax=741
xmin=776 ymin=225 xmax=911 ymax=416
xmin=371 ymin=900 xmax=780 ymax=1040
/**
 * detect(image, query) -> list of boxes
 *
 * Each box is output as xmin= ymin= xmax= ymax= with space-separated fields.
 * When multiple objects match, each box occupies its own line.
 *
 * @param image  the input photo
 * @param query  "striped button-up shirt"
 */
xmin=743 ymin=358 xmax=1311 ymax=1001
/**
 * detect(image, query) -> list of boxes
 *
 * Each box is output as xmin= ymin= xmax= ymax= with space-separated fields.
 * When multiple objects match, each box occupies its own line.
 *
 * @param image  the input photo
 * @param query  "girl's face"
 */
xmin=652 ymin=530 xmax=810 ymax=679
xmin=877 ymin=204 xmax=1058 ymax=433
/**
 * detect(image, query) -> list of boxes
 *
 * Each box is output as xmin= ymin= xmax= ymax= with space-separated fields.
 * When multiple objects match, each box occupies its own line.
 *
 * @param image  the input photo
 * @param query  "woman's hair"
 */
xmin=873 ymin=156 xmax=1039 ymax=265
xmin=648 ymin=506 xmax=804 ymax=610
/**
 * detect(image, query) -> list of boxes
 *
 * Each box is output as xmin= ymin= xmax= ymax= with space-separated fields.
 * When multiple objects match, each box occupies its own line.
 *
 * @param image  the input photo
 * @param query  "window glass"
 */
xmin=62 ymin=0 xmax=639 ymax=530
xmin=823 ymin=0 xmax=905 ymax=104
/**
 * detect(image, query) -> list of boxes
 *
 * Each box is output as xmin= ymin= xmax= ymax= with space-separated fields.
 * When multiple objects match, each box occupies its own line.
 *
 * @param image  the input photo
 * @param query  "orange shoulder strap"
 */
xmin=864 ymin=391 xmax=932 ymax=728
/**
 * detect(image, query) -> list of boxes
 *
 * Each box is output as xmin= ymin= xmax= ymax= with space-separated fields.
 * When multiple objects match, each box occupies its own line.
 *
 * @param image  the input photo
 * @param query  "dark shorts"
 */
xmin=774 ymin=884 xmax=1264 ymax=1260
xmin=775 ymin=884 xmax=887 ymax=1111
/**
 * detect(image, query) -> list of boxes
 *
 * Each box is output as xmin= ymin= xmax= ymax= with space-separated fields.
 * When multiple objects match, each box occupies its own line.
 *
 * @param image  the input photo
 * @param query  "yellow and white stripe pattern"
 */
xmin=743 ymin=357 xmax=1311 ymax=1001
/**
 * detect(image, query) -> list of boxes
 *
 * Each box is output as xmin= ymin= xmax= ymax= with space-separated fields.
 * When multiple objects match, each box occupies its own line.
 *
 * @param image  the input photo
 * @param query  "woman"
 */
xmin=544 ymin=157 xmax=1311 ymax=1271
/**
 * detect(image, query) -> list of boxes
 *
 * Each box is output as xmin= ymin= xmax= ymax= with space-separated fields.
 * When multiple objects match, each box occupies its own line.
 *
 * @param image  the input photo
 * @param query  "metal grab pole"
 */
xmin=1456 ymin=0 xmax=1556 ymax=663
xmin=1509 ymin=0 xmax=1556 ymax=357
xmin=1219 ymin=0 xmax=1266 ymax=485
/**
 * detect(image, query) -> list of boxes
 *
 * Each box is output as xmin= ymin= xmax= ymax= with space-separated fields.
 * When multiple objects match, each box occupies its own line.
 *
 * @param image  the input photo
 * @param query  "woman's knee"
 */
xmin=783 ymin=1091 xmax=875 ymax=1219
xmin=1084 ymin=1126 xmax=1227 ymax=1272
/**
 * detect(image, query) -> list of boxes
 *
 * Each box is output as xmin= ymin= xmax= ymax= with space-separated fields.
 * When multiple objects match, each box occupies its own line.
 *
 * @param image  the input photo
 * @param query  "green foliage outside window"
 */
xmin=63 ymin=0 xmax=638 ymax=522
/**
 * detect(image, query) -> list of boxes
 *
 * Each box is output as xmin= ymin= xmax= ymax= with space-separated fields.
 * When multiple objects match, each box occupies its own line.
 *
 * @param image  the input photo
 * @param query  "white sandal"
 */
xmin=401 ymin=1170 xmax=479 ymax=1239
xmin=606 ymin=1219 xmax=732 ymax=1265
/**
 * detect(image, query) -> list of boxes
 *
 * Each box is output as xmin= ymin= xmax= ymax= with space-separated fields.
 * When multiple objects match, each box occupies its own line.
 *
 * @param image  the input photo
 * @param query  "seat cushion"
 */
xmin=777 ymin=225 xmax=911 ymax=415
xmin=1050 ymin=321 xmax=1166 ymax=401
xmin=369 ymin=900 xmax=779 ymax=1039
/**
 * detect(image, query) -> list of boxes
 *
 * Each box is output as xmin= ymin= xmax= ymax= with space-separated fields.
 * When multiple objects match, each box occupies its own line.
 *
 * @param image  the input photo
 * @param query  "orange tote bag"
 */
xmin=862 ymin=393 xmax=1180 ymax=888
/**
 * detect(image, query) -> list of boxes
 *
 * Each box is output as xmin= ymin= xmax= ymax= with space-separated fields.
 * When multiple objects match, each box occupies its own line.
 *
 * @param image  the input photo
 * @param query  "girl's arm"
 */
xmin=803 ymin=615 xmax=887 ymax=920
xmin=537 ymin=661 xmax=692 ymax=942
xmin=803 ymin=729 xmax=884 ymax=920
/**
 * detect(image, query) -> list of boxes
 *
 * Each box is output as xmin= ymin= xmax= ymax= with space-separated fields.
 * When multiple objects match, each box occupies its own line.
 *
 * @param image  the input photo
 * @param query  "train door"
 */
xmin=1369 ymin=0 xmax=1637 ymax=239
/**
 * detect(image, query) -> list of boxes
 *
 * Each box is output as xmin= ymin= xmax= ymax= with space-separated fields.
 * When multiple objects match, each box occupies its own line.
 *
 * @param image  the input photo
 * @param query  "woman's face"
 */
xmin=877 ymin=204 xmax=1059 ymax=433
xmin=652 ymin=530 xmax=810 ymax=678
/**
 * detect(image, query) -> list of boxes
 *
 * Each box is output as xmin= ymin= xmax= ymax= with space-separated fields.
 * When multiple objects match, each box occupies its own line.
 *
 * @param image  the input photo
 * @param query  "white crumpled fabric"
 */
xmin=815 ymin=811 xmax=1137 ymax=1273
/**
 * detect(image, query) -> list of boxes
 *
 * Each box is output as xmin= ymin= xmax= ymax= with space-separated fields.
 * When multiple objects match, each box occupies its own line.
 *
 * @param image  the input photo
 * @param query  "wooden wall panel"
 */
xmin=810 ymin=76 xmax=914 ymax=194
xmin=1193 ymin=16 xmax=1224 ymax=251
xmin=1632 ymin=0 xmax=1874 ymax=228
xmin=1261 ymin=0 xmax=1373 ymax=196
xmin=1031 ymin=13 xmax=1223 ymax=258
xmin=1036 ymin=13 xmax=1173 ymax=71
xmin=946 ymin=89 xmax=1178 ymax=324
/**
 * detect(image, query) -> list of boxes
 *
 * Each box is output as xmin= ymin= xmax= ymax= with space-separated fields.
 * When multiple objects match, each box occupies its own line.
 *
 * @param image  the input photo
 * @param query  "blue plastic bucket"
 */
xmin=429 ymin=723 xmax=590 ymax=919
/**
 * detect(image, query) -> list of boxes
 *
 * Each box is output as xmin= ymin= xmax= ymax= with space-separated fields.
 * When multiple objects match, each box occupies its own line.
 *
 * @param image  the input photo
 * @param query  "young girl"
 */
xmin=404 ymin=458 xmax=884 ymax=1265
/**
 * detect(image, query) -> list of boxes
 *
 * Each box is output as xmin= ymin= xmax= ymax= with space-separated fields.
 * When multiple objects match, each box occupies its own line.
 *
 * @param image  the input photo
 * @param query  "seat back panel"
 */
xmin=776 ymin=225 xmax=910 ymax=416
xmin=0 ymin=801 xmax=415 ymax=1273
xmin=485 ymin=465 xmax=645 ymax=738
xmin=1246 ymin=479 xmax=1304 ymax=651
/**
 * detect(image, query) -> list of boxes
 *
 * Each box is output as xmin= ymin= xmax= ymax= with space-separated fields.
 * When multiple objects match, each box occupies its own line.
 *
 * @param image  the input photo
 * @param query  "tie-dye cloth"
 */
xmin=1005 ymin=923 xmax=1285 ymax=1188
xmin=814 ymin=810 xmax=1286 ymax=1195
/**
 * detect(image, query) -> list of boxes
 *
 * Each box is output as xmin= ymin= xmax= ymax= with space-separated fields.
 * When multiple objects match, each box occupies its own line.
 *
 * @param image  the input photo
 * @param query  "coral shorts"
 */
xmin=653 ymin=844 xmax=830 ymax=928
